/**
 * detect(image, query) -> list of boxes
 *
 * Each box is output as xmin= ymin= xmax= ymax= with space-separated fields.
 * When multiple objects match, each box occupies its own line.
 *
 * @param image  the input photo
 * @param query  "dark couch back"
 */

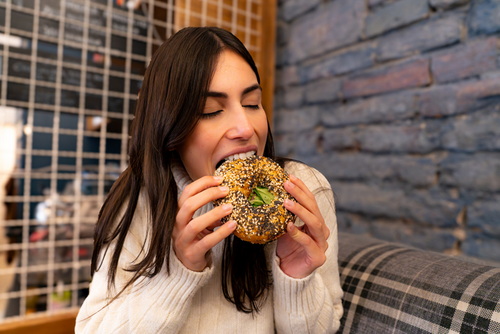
xmin=338 ymin=233 xmax=500 ymax=333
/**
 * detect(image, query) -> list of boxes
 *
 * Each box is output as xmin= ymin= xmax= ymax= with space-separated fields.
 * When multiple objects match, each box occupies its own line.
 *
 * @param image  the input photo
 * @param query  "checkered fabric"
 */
xmin=338 ymin=233 xmax=500 ymax=334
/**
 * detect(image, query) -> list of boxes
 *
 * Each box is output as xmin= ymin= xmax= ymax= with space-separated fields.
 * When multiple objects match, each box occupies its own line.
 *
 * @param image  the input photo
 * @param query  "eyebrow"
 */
xmin=206 ymin=84 xmax=262 ymax=99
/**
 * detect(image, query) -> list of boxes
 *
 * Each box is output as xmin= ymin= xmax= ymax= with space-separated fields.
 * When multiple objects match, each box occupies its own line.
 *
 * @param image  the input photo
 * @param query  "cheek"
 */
xmin=255 ymin=115 xmax=269 ymax=153
xmin=257 ymin=114 xmax=269 ymax=139
xmin=178 ymin=130 xmax=214 ymax=180
xmin=184 ymin=129 xmax=211 ymax=157
xmin=179 ymin=128 xmax=206 ymax=159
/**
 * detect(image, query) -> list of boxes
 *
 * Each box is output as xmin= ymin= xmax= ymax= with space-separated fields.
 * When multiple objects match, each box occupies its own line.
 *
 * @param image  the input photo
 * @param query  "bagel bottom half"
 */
xmin=213 ymin=155 xmax=295 ymax=244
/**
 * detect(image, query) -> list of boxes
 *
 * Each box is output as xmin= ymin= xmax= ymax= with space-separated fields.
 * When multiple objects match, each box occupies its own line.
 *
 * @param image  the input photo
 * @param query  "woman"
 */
xmin=76 ymin=27 xmax=343 ymax=333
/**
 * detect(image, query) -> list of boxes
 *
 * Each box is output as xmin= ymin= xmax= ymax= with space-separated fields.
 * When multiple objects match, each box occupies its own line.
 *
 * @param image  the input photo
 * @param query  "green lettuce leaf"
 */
xmin=249 ymin=186 xmax=274 ymax=207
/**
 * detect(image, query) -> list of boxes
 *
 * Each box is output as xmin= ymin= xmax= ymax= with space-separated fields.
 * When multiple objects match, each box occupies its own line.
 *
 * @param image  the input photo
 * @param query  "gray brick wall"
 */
xmin=274 ymin=0 xmax=500 ymax=262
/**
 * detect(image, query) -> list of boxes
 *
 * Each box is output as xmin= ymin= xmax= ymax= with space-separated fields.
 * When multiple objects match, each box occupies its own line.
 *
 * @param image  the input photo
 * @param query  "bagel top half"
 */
xmin=213 ymin=155 xmax=295 ymax=244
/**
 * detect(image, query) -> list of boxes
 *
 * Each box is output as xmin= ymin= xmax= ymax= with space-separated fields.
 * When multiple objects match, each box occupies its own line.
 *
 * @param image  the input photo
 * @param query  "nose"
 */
xmin=226 ymin=108 xmax=254 ymax=140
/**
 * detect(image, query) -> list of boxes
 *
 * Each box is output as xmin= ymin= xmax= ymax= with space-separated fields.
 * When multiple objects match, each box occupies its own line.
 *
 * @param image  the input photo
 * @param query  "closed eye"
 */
xmin=243 ymin=105 xmax=259 ymax=109
xmin=201 ymin=110 xmax=222 ymax=119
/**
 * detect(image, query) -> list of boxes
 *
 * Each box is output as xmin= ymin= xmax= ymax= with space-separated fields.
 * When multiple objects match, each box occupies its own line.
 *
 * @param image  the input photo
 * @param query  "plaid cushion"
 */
xmin=338 ymin=233 xmax=500 ymax=334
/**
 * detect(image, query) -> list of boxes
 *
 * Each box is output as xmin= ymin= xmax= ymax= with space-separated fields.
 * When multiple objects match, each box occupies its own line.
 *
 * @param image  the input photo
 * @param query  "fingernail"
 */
xmin=222 ymin=203 xmax=233 ymax=211
xmin=219 ymin=186 xmax=229 ymax=192
xmin=285 ymin=180 xmax=295 ymax=189
xmin=288 ymin=222 xmax=295 ymax=231
xmin=214 ymin=176 xmax=223 ymax=182
xmin=227 ymin=221 xmax=237 ymax=229
xmin=289 ymin=174 xmax=298 ymax=182
xmin=284 ymin=199 xmax=294 ymax=207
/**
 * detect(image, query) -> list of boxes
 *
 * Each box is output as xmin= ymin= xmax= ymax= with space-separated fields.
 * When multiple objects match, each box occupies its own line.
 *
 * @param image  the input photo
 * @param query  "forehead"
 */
xmin=209 ymin=50 xmax=258 ymax=90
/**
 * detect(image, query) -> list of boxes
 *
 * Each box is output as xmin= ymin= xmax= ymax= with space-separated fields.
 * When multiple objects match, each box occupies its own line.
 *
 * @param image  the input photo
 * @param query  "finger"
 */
xmin=176 ymin=184 xmax=229 ymax=226
xmin=286 ymin=222 xmax=326 ymax=267
xmin=195 ymin=220 xmax=237 ymax=253
xmin=288 ymin=174 xmax=315 ymax=201
xmin=189 ymin=204 xmax=233 ymax=234
xmin=204 ymin=220 xmax=222 ymax=233
xmin=284 ymin=175 xmax=317 ymax=214
xmin=200 ymin=220 xmax=237 ymax=250
xmin=177 ymin=203 xmax=233 ymax=245
xmin=284 ymin=176 xmax=329 ymax=243
xmin=284 ymin=198 xmax=316 ymax=230
xmin=178 ymin=175 xmax=223 ymax=205
xmin=284 ymin=199 xmax=329 ymax=250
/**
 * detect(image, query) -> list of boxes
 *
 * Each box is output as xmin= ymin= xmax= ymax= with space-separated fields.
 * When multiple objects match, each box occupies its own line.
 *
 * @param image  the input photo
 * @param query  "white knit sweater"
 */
xmin=75 ymin=161 xmax=343 ymax=333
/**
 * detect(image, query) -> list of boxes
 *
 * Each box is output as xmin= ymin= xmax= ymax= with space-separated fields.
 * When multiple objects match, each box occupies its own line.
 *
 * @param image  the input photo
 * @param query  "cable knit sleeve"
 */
xmin=273 ymin=162 xmax=343 ymax=333
xmin=75 ymin=195 xmax=214 ymax=333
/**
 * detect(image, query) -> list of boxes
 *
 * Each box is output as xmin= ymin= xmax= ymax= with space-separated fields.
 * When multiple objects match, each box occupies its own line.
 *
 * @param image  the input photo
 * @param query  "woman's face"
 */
xmin=178 ymin=50 xmax=268 ymax=181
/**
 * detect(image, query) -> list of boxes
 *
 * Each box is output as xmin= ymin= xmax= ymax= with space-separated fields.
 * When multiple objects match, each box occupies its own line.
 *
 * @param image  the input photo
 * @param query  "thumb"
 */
xmin=287 ymin=222 xmax=314 ymax=249
xmin=287 ymin=222 xmax=303 ymax=240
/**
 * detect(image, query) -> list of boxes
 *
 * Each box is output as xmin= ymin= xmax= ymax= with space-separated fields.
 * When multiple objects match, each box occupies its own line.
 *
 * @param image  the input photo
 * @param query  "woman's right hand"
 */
xmin=173 ymin=176 xmax=236 ymax=271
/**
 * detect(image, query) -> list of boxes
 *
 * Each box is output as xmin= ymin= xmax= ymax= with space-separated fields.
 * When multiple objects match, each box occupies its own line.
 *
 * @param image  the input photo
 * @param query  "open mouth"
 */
xmin=216 ymin=150 xmax=256 ymax=170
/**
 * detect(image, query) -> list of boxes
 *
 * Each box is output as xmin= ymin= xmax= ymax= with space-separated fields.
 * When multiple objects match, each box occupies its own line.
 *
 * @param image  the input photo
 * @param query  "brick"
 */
xmin=305 ymin=77 xmax=342 ymax=104
xmin=295 ymin=130 xmax=321 ymax=156
xmin=314 ymin=153 xmax=389 ymax=180
xmin=322 ymin=91 xmax=418 ymax=126
xmin=408 ymin=188 xmax=461 ymax=227
xmin=276 ymin=65 xmax=300 ymax=88
xmin=336 ymin=212 xmax=371 ymax=235
xmin=481 ymin=70 xmax=500 ymax=81
xmin=342 ymin=58 xmax=431 ymax=98
xmin=429 ymin=0 xmax=470 ymax=10
xmin=370 ymin=220 xmax=457 ymax=252
xmin=322 ymin=127 xmax=359 ymax=151
xmin=431 ymin=38 xmax=498 ymax=84
xmin=324 ymin=121 xmax=442 ymax=155
xmin=456 ymin=77 xmax=500 ymax=112
xmin=462 ymin=233 xmax=500 ymax=262
xmin=273 ymin=106 xmax=320 ymax=133
xmin=441 ymin=153 xmax=500 ymax=191
xmin=468 ymin=196 xmax=500 ymax=237
xmin=441 ymin=104 xmax=500 ymax=151
xmin=377 ymin=15 xmax=463 ymax=61
xmin=317 ymin=152 xmax=438 ymax=187
xmin=356 ymin=121 xmax=440 ymax=153
xmin=364 ymin=0 xmax=429 ymax=38
xmin=273 ymin=89 xmax=285 ymax=109
xmin=391 ymin=155 xmax=439 ymax=187
xmin=418 ymin=85 xmax=460 ymax=117
xmin=279 ymin=0 xmax=320 ymax=22
xmin=468 ymin=0 xmax=500 ymax=36
xmin=282 ymin=85 xmax=304 ymax=108
xmin=287 ymin=0 xmax=366 ymax=63
xmin=368 ymin=0 xmax=389 ymax=8
xmin=274 ymin=133 xmax=295 ymax=157
xmin=276 ymin=20 xmax=289 ymax=47
xmin=299 ymin=43 xmax=375 ymax=82
xmin=333 ymin=181 xmax=409 ymax=219
xmin=333 ymin=181 xmax=459 ymax=226
xmin=276 ymin=45 xmax=290 ymax=66
xmin=274 ymin=129 xmax=321 ymax=158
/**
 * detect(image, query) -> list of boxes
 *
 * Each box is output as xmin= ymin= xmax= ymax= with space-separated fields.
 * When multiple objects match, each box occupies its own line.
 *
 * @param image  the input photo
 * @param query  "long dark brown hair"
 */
xmin=91 ymin=27 xmax=276 ymax=313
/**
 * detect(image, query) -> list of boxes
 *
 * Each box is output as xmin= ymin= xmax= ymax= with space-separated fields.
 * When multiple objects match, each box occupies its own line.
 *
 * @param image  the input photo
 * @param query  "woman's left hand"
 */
xmin=276 ymin=174 xmax=330 ymax=279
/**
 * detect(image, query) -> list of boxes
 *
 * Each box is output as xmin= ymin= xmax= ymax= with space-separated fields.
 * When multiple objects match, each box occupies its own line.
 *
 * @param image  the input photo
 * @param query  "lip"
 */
xmin=215 ymin=146 xmax=258 ymax=168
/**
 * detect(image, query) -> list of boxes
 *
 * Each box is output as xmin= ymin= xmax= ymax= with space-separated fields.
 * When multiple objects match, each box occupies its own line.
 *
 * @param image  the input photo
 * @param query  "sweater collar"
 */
xmin=171 ymin=159 xmax=192 ymax=196
xmin=171 ymin=159 xmax=212 ymax=217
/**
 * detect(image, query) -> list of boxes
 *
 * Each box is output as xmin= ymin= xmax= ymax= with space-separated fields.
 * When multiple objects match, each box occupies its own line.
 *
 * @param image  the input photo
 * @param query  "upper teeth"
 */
xmin=225 ymin=151 xmax=256 ymax=161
